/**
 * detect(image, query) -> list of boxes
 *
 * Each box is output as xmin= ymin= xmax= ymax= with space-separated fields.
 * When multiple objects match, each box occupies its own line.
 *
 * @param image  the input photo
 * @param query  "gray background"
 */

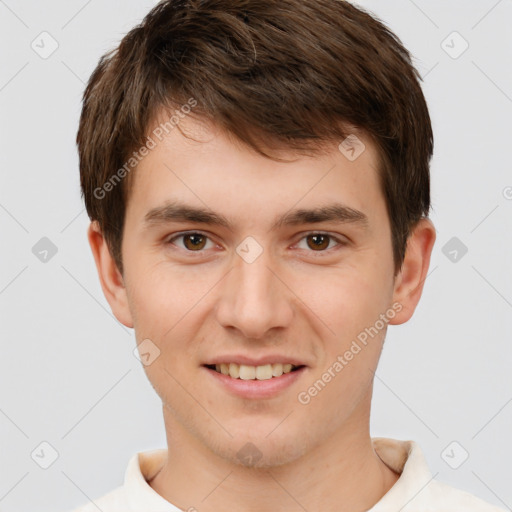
xmin=0 ymin=0 xmax=511 ymax=511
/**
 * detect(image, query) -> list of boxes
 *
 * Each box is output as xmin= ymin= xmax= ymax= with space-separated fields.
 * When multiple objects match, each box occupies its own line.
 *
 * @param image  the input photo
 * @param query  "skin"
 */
xmin=88 ymin=113 xmax=436 ymax=512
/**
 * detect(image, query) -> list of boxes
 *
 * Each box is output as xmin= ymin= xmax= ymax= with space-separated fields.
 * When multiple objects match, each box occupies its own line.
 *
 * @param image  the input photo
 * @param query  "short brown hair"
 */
xmin=77 ymin=0 xmax=433 ymax=276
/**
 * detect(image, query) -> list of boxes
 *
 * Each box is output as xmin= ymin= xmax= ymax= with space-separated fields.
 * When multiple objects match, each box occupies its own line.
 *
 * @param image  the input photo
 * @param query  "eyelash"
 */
xmin=165 ymin=231 xmax=347 ymax=256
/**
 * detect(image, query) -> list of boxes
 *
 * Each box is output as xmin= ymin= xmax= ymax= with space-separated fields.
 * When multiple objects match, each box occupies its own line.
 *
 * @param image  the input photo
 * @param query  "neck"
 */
xmin=149 ymin=403 xmax=400 ymax=511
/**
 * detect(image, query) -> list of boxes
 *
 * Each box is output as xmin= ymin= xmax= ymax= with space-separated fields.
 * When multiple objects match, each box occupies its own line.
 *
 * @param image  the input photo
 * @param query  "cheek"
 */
xmin=299 ymin=265 xmax=393 ymax=381
xmin=303 ymin=264 xmax=389 ymax=329
xmin=297 ymin=271 xmax=389 ymax=415
xmin=124 ymin=260 xmax=174 ymax=335
xmin=125 ymin=259 xmax=218 ymax=338
xmin=125 ymin=264 xmax=206 ymax=390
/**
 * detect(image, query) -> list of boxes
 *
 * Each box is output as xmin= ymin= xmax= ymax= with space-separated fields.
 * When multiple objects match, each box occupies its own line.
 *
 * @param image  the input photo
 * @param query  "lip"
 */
xmin=203 ymin=354 xmax=307 ymax=367
xmin=203 ymin=365 xmax=307 ymax=400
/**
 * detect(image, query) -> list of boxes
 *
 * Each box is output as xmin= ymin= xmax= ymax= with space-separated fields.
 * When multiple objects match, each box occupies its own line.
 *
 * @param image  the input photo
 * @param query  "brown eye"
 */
xmin=183 ymin=233 xmax=207 ymax=250
xmin=306 ymin=234 xmax=330 ymax=251
xmin=295 ymin=232 xmax=346 ymax=255
xmin=167 ymin=232 xmax=214 ymax=252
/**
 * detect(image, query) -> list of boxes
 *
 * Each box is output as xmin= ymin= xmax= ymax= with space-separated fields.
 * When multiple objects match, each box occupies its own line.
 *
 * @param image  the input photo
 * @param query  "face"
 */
xmin=91 ymin=113 xmax=434 ymax=469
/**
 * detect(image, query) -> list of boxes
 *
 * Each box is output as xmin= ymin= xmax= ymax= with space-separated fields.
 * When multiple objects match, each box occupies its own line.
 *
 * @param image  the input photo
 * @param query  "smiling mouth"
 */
xmin=204 ymin=363 xmax=305 ymax=380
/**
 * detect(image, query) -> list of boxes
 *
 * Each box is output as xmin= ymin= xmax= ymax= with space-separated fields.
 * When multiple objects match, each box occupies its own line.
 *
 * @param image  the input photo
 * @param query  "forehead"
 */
xmin=127 ymin=112 xmax=385 ymax=228
xmin=144 ymin=107 xmax=380 ymax=168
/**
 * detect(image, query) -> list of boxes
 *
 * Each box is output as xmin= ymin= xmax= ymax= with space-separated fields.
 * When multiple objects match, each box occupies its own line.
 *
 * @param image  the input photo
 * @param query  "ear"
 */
xmin=87 ymin=221 xmax=134 ymax=328
xmin=389 ymin=218 xmax=436 ymax=325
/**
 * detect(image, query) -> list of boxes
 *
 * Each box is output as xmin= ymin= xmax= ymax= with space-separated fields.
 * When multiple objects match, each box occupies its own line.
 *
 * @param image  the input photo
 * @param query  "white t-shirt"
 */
xmin=68 ymin=437 xmax=506 ymax=511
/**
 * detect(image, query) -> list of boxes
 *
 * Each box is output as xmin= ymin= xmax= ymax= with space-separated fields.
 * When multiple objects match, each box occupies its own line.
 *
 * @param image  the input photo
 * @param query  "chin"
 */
xmin=210 ymin=430 xmax=310 ymax=470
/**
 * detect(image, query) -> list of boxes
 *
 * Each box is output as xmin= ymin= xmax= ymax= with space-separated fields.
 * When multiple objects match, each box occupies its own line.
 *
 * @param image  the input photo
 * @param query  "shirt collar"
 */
xmin=125 ymin=448 xmax=176 ymax=511
xmin=368 ymin=437 xmax=435 ymax=510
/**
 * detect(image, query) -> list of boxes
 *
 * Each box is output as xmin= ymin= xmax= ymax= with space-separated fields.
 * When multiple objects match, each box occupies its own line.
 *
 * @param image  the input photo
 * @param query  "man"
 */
xmin=70 ymin=0 xmax=505 ymax=510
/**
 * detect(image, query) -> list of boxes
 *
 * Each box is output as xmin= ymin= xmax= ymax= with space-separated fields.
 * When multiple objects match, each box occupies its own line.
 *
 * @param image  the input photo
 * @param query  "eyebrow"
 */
xmin=143 ymin=200 xmax=369 ymax=231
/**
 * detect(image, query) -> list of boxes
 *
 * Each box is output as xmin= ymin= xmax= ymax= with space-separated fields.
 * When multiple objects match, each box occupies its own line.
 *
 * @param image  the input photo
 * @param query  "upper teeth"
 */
xmin=215 ymin=363 xmax=297 ymax=380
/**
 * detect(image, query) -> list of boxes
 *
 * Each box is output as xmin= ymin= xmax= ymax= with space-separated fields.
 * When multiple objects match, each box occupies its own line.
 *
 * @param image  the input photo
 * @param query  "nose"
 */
xmin=214 ymin=247 xmax=294 ymax=340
